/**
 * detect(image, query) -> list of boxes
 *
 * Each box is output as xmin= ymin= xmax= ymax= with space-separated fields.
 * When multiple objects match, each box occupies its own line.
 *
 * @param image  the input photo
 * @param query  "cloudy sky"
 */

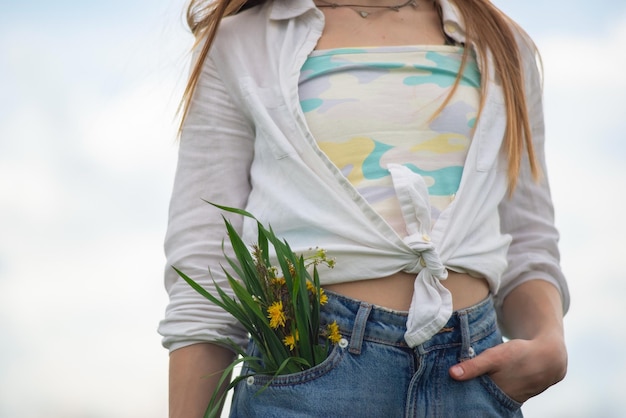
xmin=0 ymin=1 xmax=624 ymax=417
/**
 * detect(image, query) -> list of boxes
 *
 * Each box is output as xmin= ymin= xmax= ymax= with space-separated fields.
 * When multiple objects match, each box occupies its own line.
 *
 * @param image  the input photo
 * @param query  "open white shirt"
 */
xmin=158 ymin=0 xmax=569 ymax=351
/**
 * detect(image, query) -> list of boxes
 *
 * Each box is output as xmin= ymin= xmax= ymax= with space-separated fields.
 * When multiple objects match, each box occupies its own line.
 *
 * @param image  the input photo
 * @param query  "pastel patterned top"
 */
xmin=299 ymin=45 xmax=481 ymax=235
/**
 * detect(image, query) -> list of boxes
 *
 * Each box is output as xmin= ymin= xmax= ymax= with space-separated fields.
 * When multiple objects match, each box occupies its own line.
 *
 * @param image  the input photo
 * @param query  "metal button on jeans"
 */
xmin=338 ymin=338 xmax=349 ymax=349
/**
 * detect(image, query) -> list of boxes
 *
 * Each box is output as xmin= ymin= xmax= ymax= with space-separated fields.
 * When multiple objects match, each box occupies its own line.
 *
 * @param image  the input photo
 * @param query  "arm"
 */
xmin=158 ymin=50 xmax=254 ymax=416
xmin=450 ymin=36 xmax=569 ymax=401
xmin=169 ymin=343 xmax=237 ymax=418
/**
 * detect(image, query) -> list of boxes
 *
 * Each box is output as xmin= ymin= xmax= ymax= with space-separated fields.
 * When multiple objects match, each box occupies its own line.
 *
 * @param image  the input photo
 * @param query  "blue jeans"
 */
xmin=230 ymin=291 xmax=523 ymax=417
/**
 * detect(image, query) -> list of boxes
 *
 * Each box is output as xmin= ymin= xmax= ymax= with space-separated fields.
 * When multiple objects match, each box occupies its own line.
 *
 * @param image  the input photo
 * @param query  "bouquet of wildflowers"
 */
xmin=173 ymin=204 xmax=340 ymax=418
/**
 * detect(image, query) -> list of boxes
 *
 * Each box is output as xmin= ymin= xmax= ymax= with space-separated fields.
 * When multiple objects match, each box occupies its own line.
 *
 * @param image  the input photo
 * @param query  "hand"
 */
xmin=449 ymin=334 xmax=567 ymax=403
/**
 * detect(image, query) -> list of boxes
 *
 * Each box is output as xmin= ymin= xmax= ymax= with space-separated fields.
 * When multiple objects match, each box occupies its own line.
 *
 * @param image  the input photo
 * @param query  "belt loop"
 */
xmin=459 ymin=312 xmax=473 ymax=359
xmin=349 ymin=303 xmax=372 ymax=355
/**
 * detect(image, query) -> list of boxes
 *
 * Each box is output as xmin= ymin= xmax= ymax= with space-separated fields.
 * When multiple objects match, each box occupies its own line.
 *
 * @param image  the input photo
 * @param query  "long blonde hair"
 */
xmin=180 ymin=0 xmax=540 ymax=192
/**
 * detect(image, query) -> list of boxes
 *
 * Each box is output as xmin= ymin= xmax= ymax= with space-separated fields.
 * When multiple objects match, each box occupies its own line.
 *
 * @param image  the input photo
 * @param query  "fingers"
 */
xmin=449 ymin=346 xmax=501 ymax=381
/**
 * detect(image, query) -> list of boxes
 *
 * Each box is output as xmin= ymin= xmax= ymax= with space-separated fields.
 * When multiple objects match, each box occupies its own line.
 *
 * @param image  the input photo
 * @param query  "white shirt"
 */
xmin=158 ymin=0 xmax=569 ymax=351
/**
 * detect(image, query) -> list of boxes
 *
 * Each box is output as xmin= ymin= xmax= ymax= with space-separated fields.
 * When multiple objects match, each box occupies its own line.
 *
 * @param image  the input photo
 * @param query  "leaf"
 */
xmin=223 ymin=218 xmax=259 ymax=286
xmin=257 ymin=221 xmax=270 ymax=267
xmin=204 ymin=201 xmax=258 ymax=221
xmin=313 ymin=344 xmax=329 ymax=365
xmin=311 ymin=266 xmax=321 ymax=332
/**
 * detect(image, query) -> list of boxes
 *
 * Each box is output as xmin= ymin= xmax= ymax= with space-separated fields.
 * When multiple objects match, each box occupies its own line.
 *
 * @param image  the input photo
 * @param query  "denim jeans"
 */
xmin=229 ymin=290 xmax=523 ymax=417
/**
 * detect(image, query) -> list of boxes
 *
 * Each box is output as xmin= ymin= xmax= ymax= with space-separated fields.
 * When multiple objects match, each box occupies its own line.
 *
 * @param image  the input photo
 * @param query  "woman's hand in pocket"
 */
xmin=449 ymin=333 xmax=566 ymax=403
xmin=449 ymin=280 xmax=568 ymax=403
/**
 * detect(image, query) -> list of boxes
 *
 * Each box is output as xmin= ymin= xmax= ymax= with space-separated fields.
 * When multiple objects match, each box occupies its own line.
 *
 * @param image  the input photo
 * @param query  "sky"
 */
xmin=0 ymin=0 xmax=625 ymax=417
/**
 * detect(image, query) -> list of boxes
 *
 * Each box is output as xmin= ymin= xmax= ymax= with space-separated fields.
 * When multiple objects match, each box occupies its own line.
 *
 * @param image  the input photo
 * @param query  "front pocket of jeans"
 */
xmin=479 ymin=374 xmax=523 ymax=411
xmin=466 ymin=327 xmax=522 ymax=412
xmin=246 ymin=343 xmax=346 ymax=388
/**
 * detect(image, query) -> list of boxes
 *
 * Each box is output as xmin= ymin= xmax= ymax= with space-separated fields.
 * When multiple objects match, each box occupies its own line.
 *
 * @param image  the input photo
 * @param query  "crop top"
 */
xmin=298 ymin=45 xmax=481 ymax=232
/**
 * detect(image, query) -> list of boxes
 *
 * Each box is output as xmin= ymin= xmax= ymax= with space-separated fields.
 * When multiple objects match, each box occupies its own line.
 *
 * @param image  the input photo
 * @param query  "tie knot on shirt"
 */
xmin=403 ymin=234 xmax=448 ymax=279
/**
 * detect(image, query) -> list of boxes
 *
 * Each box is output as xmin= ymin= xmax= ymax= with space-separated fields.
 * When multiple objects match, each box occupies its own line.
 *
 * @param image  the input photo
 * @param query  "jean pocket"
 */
xmin=479 ymin=374 xmax=523 ymax=412
xmin=243 ymin=342 xmax=346 ymax=388
xmin=231 ymin=342 xmax=354 ymax=417
xmin=464 ymin=329 xmax=523 ymax=413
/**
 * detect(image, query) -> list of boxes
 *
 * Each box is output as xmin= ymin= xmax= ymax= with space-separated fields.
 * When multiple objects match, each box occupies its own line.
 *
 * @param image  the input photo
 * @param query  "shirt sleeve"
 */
xmin=495 ymin=38 xmax=570 ymax=317
xmin=157 ymin=51 xmax=254 ymax=352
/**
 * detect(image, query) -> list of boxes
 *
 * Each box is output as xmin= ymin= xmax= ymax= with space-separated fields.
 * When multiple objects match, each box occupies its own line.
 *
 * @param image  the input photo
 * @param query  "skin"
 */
xmin=170 ymin=343 xmax=235 ymax=418
xmin=169 ymin=1 xmax=567 ymax=416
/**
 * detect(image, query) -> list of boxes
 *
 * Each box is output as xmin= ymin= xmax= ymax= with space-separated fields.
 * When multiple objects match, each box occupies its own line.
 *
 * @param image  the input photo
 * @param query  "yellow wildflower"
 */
xmin=327 ymin=321 xmax=341 ymax=344
xmin=319 ymin=288 xmax=328 ymax=305
xmin=267 ymin=301 xmax=286 ymax=329
xmin=271 ymin=276 xmax=286 ymax=286
xmin=306 ymin=281 xmax=328 ymax=305
xmin=283 ymin=330 xmax=299 ymax=351
xmin=306 ymin=280 xmax=316 ymax=294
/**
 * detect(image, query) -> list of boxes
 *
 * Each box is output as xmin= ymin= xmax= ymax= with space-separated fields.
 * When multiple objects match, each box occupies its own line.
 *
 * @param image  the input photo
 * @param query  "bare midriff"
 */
xmin=324 ymin=271 xmax=490 ymax=312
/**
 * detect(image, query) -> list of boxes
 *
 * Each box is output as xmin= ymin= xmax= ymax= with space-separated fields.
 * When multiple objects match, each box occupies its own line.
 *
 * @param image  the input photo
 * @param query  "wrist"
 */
xmin=530 ymin=331 xmax=568 ymax=385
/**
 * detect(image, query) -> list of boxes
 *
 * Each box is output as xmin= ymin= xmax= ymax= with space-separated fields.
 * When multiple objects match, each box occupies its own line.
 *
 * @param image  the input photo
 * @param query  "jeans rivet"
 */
xmin=246 ymin=376 xmax=255 ymax=385
xmin=338 ymin=338 xmax=349 ymax=349
xmin=468 ymin=346 xmax=475 ymax=357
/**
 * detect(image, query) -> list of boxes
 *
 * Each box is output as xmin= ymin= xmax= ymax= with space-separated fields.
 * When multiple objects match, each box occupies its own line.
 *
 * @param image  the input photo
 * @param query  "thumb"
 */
xmin=449 ymin=351 xmax=496 ymax=381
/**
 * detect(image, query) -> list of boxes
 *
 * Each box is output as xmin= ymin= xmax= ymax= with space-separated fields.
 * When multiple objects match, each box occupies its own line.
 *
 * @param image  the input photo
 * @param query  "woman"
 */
xmin=159 ymin=0 xmax=569 ymax=416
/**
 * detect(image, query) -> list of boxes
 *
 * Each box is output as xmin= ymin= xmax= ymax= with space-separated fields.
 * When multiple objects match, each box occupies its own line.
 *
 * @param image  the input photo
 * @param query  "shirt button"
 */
xmin=420 ymin=257 xmax=426 ymax=267
xmin=444 ymin=22 xmax=457 ymax=33
xmin=422 ymin=233 xmax=431 ymax=242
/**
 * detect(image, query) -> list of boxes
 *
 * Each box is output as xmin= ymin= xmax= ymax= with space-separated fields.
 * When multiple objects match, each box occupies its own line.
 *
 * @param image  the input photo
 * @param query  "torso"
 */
xmin=316 ymin=0 xmax=490 ymax=311
xmin=325 ymin=271 xmax=490 ymax=311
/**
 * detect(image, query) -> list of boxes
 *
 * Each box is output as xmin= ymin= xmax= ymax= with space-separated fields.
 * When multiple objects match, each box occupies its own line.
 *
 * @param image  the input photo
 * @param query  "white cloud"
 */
xmin=0 ymin=232 xmax=169 ymax=418
xmin=540 ymin=14 xmax=626 ymax=89
xmin=77 ymin=76 xmax=181 ymax=175
xmin=540 ymin=13 xmax=626 ymax=158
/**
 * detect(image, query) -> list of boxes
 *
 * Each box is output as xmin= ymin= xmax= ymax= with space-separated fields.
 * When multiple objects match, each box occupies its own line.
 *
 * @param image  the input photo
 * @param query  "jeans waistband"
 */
xmin=320 ymin=290 xmax=497 ymax=354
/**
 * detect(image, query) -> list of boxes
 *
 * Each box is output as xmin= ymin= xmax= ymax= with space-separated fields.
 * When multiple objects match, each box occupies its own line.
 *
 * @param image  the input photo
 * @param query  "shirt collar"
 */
xmin=438 ymin=0 xmax=467 ymax=44
xmin=265 ymin=0 xmax=476 ymax=84
xmin=269 ymin=0 xmax=318 ymax=20
xmin=268 ymin=0 xmax=466 ymax=37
